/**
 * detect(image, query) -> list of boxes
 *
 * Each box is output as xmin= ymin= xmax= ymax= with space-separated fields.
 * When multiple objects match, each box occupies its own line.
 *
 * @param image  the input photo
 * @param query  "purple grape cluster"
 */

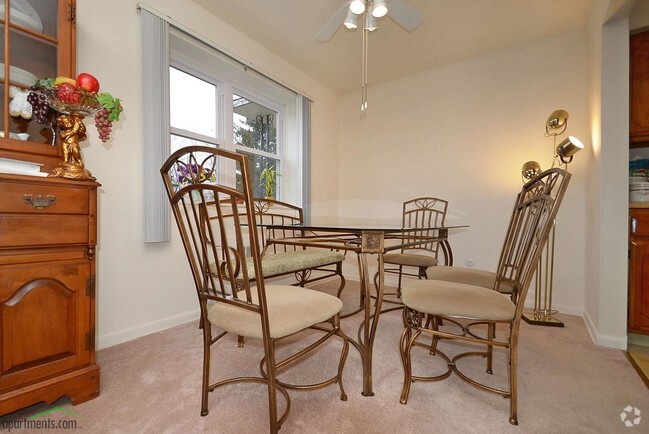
xmin=94 ymin=108 xmax=112 ymax=142
xmin=26 ymin=91 xmax=50 ymax=124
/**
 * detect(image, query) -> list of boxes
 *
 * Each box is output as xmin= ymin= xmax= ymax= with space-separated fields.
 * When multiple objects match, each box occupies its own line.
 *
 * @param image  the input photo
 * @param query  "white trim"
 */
xmin=522 ymin=290 xmax=585 ymax=316
xmin=583 ymin=309 xmax=628 ymax=349
xmin=98 ymin=309 xmax=200 ymax=349
xmin=136 ymin=1 xmax=310 ymax=100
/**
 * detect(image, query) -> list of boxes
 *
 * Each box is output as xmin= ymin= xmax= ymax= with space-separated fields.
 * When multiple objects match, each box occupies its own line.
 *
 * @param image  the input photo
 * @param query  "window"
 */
xmin=141 ymin=9 xmax=311 ymax=243
xmin=169 ymin=67 xmax=220 ymax=153
xmin=168 ymin=30 xmax=298 ymax=204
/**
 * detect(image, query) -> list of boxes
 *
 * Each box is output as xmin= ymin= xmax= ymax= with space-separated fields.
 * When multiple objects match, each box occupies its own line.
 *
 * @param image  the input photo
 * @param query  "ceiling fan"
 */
xmin=316 ymin=0 xmax=423 ymax=43
xmin=316 ymin=0 xmax=423 ymax=114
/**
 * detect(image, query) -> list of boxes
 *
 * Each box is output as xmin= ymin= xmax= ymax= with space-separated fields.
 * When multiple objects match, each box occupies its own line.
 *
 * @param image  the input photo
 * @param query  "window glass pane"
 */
xmin=233 ymin=94 xmax=278 ymax=155
xmin=236 ymin=151 xmax=280 ymax=199
xmin=171 ymin=134 xmax=217 ymax=154
xmin=170 ymin=67 xmax=216 ymax=138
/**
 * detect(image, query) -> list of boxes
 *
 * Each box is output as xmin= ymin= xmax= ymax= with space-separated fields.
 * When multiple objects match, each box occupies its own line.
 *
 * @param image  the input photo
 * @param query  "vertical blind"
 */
xmin=142 ymin=9 xmax=171 ymax=243
xmin=301 ymin=96 xmax=312 ymax=223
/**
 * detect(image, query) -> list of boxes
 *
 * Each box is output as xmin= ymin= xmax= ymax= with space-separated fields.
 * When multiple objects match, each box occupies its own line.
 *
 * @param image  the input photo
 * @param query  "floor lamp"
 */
xmin=521 ymin=110 xmax=583 ymax=327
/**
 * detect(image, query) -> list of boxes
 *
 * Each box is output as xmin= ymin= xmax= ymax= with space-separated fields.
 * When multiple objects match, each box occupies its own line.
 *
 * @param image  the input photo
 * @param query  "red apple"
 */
xmin=76 ymin=73 xmax=100 ymax=93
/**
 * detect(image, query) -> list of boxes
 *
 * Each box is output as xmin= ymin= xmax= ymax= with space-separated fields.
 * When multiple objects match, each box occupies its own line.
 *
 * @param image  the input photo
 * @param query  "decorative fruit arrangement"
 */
xmin=27 ymin=72 xmax=123 ymax=142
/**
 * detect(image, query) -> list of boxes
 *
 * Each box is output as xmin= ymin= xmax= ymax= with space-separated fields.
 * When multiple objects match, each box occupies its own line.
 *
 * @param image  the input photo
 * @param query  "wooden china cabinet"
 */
xmin=630 ymin=31 xmax=649 ymax=147
xmin=629 ymin=208 xmax=649 ymax=334
xmin=0 ymin=0 xmax=100 ymax=415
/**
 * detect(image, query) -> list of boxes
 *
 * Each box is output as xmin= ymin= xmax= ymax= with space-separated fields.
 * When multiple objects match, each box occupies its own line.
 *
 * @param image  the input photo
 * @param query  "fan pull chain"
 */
xmin=361 ymin=23 xmax=369 ymax=115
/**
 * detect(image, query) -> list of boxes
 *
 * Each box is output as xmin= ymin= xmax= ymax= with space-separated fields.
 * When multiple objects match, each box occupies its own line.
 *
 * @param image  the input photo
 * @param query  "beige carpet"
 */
xmin=2 ymin=281 xmax=649 ymax=433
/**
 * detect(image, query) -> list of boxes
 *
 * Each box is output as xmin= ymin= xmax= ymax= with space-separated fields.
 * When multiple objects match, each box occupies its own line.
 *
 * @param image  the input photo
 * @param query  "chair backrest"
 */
xmin=401 ymin=197 xmax=449 ymax=255
xmin=253 ymin=198 xmax=304 ymax=253
xmin=160 ymin=145 xmax=269 ymax=324
xmin=493 ymin=168 xmax=570 ymax=314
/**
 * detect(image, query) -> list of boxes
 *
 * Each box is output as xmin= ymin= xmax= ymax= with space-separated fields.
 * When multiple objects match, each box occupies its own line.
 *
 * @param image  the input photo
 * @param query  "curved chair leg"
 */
xmin=334 ymin=315 xmax=349 ymax=401
xmin=486 ymin=322 xmax=495 ymax=374
xmin=509 ymin=332 xmax=519 ymax=425
xmin=266 ymin=339 xmax=280 ymax=433
xmin=396 ymin=265 xmax=404 ymax=295
xmin=200 ymin=314 xmax=212 ymax=416
xmin=399 ymin=325 xmax=420 ymax=405
xmin=335 ymin=263 xmax=348 ymax=302
xmin=429 ymin=315 xmax=441 ymax=355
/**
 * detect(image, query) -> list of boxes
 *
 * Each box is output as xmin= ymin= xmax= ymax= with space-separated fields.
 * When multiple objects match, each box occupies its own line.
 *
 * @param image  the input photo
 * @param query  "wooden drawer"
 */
xmin=0 ymin=215 xmax=90 ymax=248
xmin=0 ymin=180 xmax=89 ymax=215
xmin=631 ymin=209 xmax=649 ymax=237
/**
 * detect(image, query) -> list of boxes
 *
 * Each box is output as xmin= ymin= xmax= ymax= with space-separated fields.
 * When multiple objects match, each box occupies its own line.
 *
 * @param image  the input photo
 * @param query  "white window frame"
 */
xmin=141 ymin=7 xmax=310 ymax=243
xmin=169 ymin=61 xmax=224 ymax=148
xmin=231 ymin=86 xmax=285 ymax=199
xmin=169 ymin=43 xmax=289 ymax=201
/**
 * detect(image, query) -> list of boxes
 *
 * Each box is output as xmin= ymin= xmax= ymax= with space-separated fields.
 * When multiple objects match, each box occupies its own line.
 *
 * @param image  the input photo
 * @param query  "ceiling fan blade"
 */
xmin=316 ymin=1 xmax=351 ymax=42
xmin=387 ymin=0 xmax=423 ymax=31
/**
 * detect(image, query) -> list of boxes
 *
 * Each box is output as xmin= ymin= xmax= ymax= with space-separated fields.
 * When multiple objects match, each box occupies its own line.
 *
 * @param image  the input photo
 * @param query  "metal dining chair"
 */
xmin=161 ymin=146 xmax=349 ymax=433
xmin=398 ymin=169 xmax=570 ymax=425
xmin=426 ymin=168 xmax=569 ymax=294
xmin=251 ymin=198 xmax=346 ymax=294
xmin=382 ymin=197 xmax=449 ymax=297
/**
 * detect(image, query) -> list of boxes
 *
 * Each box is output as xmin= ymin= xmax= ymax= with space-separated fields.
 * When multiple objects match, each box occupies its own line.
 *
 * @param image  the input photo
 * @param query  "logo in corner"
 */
xmin=621 ymin=405 xmax=641 ymax=427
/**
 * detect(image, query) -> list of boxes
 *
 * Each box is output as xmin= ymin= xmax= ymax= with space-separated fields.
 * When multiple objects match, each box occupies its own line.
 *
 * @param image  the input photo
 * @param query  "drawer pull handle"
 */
xmin=23 ymin=194 xmax=57 ymax=209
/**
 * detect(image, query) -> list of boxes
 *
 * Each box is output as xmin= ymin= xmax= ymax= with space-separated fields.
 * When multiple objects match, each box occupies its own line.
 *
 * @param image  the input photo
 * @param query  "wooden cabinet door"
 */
xmin=630 ymin=31 xmax=649 ymax=146
xmin=0 ymin=261 xmax=91 ymax=393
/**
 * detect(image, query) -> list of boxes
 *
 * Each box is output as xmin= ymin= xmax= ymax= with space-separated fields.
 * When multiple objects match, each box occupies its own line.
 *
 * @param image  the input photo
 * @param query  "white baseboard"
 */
xmin=97 ymin=308 xmax=200 ymax=350
xmin=523 ymin=290 xmax=584 ymax=317
xmin=582 ymin=309 xmax=627 ymax=350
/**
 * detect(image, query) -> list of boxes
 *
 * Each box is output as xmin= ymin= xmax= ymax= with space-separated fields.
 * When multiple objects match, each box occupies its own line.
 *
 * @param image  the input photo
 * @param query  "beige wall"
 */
xmin=74 ymin=0 xmax=630 ymax=350
xmin=582 ymin=0 xmax=634 ymax=350
xmin=76 ymin=0 xmax=340 ymax=348
xmin=337 ymin=30 xmax=589 ymax=315
xmin=631 ymin=0 xmax=649 ymax=30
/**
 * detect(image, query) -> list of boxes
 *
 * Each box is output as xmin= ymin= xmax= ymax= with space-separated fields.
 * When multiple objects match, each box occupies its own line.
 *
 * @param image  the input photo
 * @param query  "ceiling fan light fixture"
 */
xmin=365 ymin=10 xmax=378 ymax=31
xmin=349 ymin=0 xmax=366 ymax=15
xmin=344 ymin=9 xmax=359 ymax=29
xmin=372 ymin=0 xmax=388 ymax=17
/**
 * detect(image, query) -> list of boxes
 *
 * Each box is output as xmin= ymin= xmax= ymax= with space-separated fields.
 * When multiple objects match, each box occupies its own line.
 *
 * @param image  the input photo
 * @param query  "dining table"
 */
xmin=264 ymin=220 xmax=467 ymax=397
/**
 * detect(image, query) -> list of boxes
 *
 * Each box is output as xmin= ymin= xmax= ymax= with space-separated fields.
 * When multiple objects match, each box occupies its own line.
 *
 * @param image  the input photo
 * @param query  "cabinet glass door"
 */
xmin=0 ymin=0 xmax=74 ymax=168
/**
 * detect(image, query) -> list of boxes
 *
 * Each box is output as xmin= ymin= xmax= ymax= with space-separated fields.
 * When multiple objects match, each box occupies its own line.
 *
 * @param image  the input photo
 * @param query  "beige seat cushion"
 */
xmin=211 ymin=250 xmax=345 ymax=281
xmin=402 ymin=280 xmax=516 ymax=321
xmin=384 ymin=252 xmax=438 ymax=267
xmin=426 ymin=266 xmax=514 ymax=294
xmin=257 ymin=250 xmax=344 ymax=279
xmin=207 ymin=285 xmax=343 ymax=339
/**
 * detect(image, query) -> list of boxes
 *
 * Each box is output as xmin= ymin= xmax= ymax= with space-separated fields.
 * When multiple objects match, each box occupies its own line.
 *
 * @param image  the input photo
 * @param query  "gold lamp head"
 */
xmin=556 ymin=135 xmax=584 ymax=164
xmin=522 ymin=161 xmax=542 ymax=181
xmin=545 ymin=109 xmax=569 ymax=136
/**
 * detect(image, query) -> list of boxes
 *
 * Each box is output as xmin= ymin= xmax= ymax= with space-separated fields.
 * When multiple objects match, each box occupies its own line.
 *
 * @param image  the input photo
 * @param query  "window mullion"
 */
xmin=234 ymin=146 xmax=282 ymax=161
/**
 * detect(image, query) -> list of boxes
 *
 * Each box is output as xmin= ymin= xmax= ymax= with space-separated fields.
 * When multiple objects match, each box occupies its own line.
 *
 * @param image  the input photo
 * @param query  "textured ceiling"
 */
xmin=192 ymin=0 xmax=594 ymax=94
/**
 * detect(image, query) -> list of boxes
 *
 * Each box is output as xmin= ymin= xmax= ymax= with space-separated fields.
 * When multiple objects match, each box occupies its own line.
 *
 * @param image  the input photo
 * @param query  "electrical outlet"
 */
xmin=465 ymin=257 xmax=474 ymax=267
